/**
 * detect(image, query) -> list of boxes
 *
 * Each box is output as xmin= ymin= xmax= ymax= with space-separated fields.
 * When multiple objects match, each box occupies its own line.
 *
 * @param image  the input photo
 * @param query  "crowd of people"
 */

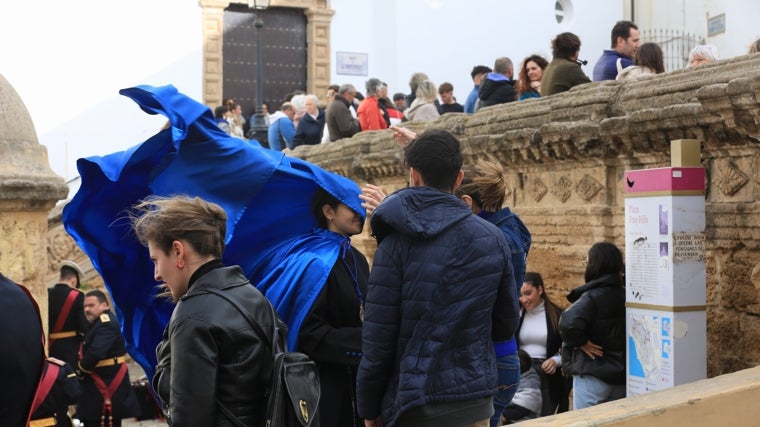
xmin=210 ymin=20 xmax=760 ymax=153
xmin=8 ymin=18 xmax=760 ymax=427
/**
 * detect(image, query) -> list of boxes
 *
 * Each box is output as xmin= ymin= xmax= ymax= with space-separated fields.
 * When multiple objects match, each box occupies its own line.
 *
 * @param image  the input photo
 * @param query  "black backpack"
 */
xmin=206 ymin=288 xmax=321 ymax=427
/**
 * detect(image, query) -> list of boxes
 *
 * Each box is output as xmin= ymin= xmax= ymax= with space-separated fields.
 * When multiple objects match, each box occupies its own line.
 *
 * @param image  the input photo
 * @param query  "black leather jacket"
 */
xmin=558 ymin=274 xmax=626 ymax=385
xmin=154 ymin=266 xmax=275 ymax=426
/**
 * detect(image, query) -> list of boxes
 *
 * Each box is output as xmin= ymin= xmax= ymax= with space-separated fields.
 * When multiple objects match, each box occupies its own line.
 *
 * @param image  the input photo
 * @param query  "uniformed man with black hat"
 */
xmin=48 ymin=260 xmax=88 ymax=369
xmin=74 ymin=290 xmax=140 ymax=427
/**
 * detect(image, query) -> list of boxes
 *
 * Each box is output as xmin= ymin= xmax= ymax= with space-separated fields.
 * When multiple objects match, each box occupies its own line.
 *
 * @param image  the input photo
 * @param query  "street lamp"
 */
xmin=248 ymin=0 xmax=270 ymax=145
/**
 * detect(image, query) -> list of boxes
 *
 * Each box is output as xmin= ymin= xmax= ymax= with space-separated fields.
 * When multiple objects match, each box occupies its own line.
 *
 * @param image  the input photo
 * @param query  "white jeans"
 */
xmin=572 ymin=375 xmax=625 ymax=410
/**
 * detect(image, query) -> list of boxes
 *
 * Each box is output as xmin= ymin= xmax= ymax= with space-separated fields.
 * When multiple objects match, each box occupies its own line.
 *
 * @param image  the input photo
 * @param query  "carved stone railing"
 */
xmin=289 ymin=53 xmax=760 ymax=377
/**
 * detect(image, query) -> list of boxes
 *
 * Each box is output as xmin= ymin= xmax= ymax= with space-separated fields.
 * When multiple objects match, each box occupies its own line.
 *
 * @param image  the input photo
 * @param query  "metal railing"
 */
xmin=639 ymin=28 xmax=704 ymax=72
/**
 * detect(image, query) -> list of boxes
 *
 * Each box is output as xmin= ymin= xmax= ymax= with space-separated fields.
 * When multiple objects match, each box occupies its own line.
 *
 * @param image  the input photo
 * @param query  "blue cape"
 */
xmin=62 ymin=84 xmax=365 ymax=380
xmin=251 ymin=227 xmax=350 ymax=351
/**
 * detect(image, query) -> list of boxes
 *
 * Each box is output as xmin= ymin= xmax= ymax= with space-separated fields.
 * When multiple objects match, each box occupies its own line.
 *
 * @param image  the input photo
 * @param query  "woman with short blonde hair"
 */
xmin=404 ymin=80 xmax=440 ymax=122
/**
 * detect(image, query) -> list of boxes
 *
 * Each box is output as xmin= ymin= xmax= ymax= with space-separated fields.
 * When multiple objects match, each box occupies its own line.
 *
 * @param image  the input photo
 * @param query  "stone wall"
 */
xmin=287 ymin=53 xmax=760 ymax=377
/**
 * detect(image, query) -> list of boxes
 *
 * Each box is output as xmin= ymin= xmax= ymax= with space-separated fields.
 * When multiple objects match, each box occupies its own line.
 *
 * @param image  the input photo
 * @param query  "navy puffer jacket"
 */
xmin=356 ymin=187 xmax=520 ymax=426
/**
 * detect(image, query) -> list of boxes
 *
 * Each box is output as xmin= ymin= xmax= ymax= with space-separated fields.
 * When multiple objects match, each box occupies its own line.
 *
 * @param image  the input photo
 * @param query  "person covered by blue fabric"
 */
xmin=558 ymin=242 xmax=626 ymax=410
xmin=290 ymin=188 xmax=369 ymax=427
xmin=356 ymin=129 xmax=520 ymax=427
xmin=61 ymin=84 xmax=368 ymax=383
xmin=592 ymin=20 xmax=640 ymax=81
xmin=132 ymin=195 xmax=277 ymax=426
xmin=455 ymin=158 xmax=531 ymax=427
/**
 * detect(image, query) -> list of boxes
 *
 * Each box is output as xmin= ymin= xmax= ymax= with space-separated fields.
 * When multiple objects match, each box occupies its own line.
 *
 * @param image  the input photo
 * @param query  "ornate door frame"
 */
xmin=198 ymin=0 xmax=334 ymax=109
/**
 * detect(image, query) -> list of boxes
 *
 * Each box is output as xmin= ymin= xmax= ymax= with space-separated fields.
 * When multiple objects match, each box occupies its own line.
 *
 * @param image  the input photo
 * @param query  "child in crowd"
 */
xmin=502 ymin=349 xmax=543 ymax=424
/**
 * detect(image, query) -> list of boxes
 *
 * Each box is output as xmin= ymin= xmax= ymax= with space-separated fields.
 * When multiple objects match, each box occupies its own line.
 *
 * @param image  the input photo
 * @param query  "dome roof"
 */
xmin=0 ymin=74 xmax=68 ymax=203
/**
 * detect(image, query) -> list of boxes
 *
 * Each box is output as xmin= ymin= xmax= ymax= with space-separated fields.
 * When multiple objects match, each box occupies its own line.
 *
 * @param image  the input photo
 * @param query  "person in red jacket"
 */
xmin=357 ymin=78 xmax=388 ymax=131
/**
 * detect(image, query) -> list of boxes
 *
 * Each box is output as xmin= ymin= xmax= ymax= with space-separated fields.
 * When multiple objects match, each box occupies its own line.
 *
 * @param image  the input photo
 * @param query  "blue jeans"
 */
xmin=490 ymin=352 xmax=520 ymax=427
xmin=572 ymin=375 xmax=626 ymax=410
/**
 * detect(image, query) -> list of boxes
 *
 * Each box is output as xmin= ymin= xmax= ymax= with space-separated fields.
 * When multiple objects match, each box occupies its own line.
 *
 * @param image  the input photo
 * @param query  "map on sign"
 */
xmin=628 ymin=314 xmax=668 ymax=381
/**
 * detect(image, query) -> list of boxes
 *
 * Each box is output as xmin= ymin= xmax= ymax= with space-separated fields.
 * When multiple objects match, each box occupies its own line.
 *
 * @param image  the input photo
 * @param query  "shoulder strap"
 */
xmin=203 ymin=287 xmax=275 ymax=353
xmin=52 ymin=288 xmax=79 ymax=334
xmin=204 ymin=288 xmax=278 ymax=427
xmin=279 ymin=119 xmax=287 ymax=146
xmin=27 ymin=360 xmax=61 ymax=426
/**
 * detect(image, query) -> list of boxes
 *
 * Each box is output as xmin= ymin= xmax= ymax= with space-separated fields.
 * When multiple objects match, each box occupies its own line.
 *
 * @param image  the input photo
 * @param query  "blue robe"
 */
xmin=62 ymin=84 xmax=365 ymax=380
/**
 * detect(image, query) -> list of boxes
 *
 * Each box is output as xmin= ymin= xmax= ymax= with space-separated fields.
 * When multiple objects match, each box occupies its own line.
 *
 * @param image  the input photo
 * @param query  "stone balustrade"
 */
xmin=288 ymin=53 xmax=760 ymax=376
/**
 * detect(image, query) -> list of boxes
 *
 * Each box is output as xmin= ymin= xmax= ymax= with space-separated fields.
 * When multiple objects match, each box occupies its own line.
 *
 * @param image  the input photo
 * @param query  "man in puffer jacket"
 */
xmin=357 ymin=129 xmax=520 ymax=427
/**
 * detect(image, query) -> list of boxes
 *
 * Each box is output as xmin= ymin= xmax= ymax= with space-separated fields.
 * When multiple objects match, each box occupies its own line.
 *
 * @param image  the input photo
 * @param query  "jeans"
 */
xmin=490 ymin=352 xmax=520 ymax=427
xmin=572 ymin=374 xmax=626 ymax=410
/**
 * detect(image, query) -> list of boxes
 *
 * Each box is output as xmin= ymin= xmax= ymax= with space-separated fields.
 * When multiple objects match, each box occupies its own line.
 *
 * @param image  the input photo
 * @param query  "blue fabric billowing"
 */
xmin=62 ymin=84 xmax=364 ymax=381
xmin=251 ymin=228 xmax=348 ymax=351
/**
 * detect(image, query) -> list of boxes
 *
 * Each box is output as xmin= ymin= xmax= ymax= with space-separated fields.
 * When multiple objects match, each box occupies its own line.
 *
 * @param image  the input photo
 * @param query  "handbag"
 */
xmin=205 ymin=288 xmax=321 ymax=427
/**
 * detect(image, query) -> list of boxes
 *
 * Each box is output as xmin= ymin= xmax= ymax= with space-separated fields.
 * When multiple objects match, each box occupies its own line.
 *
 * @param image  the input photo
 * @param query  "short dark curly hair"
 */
xmin=552 ymin=32 xmax=582 ymax=60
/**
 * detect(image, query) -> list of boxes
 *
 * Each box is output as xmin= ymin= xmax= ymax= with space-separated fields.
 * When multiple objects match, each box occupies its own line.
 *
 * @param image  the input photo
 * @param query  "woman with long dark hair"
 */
xmin=558 ymin=242 xmax=626 ymax=409
xmin=516 ymin=55 xmax=549 ymax=100
xmin=516 ymin=272 xmax=572 ymax=416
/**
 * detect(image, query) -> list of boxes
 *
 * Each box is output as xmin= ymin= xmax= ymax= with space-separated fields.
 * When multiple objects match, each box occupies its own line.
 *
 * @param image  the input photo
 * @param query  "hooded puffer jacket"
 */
xmin=356 ymin=187 xmax=520 ymax=426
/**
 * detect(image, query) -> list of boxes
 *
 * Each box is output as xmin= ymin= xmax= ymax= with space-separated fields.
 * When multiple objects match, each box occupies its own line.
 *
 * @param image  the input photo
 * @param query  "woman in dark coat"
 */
xmin=298 ymin=188 xmax=369 ymax=427
xmin=558 ymin=242 xmax=626 ymax=410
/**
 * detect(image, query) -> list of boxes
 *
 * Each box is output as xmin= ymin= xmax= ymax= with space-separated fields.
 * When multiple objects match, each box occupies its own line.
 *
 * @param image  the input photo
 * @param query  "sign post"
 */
xmin=623 ymin=139 xmax=706 ymax=396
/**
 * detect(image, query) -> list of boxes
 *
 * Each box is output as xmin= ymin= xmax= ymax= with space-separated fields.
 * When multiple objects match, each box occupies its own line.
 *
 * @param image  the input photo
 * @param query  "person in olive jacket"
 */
xmin=558 ymin=242 xmax=626 ymax=410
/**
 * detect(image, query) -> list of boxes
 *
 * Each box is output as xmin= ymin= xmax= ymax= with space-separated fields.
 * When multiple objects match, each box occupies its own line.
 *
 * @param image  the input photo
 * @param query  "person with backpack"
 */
xmin=131 ymin=195 xmax=276 ymax=426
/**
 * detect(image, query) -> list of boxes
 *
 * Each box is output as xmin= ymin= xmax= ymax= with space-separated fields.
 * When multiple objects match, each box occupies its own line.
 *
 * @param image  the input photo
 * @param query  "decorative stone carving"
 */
xmin=575 ymin=174 xmax=604 ymax=201
xmin=47 ymin=228 xmax=81 ymax=274
xmin=526 ymin=176 xmax=548 ymax=202
xmin=552 ymin=175 xmax=573 ymax=203
xmin=715 ymin=162 xmax=749 ymax=197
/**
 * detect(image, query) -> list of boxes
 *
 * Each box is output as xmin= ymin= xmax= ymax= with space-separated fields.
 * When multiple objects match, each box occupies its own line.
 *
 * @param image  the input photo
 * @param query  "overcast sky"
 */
xmin=0 ymin=0 xmax=203 ymax=181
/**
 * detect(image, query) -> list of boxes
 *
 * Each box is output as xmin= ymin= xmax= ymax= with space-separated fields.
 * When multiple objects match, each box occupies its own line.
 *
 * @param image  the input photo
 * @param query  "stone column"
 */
xmin=0 ymin=74 xmax=69 ymax=334
xmin=303 ymin=6 xmax=335 ymax=95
